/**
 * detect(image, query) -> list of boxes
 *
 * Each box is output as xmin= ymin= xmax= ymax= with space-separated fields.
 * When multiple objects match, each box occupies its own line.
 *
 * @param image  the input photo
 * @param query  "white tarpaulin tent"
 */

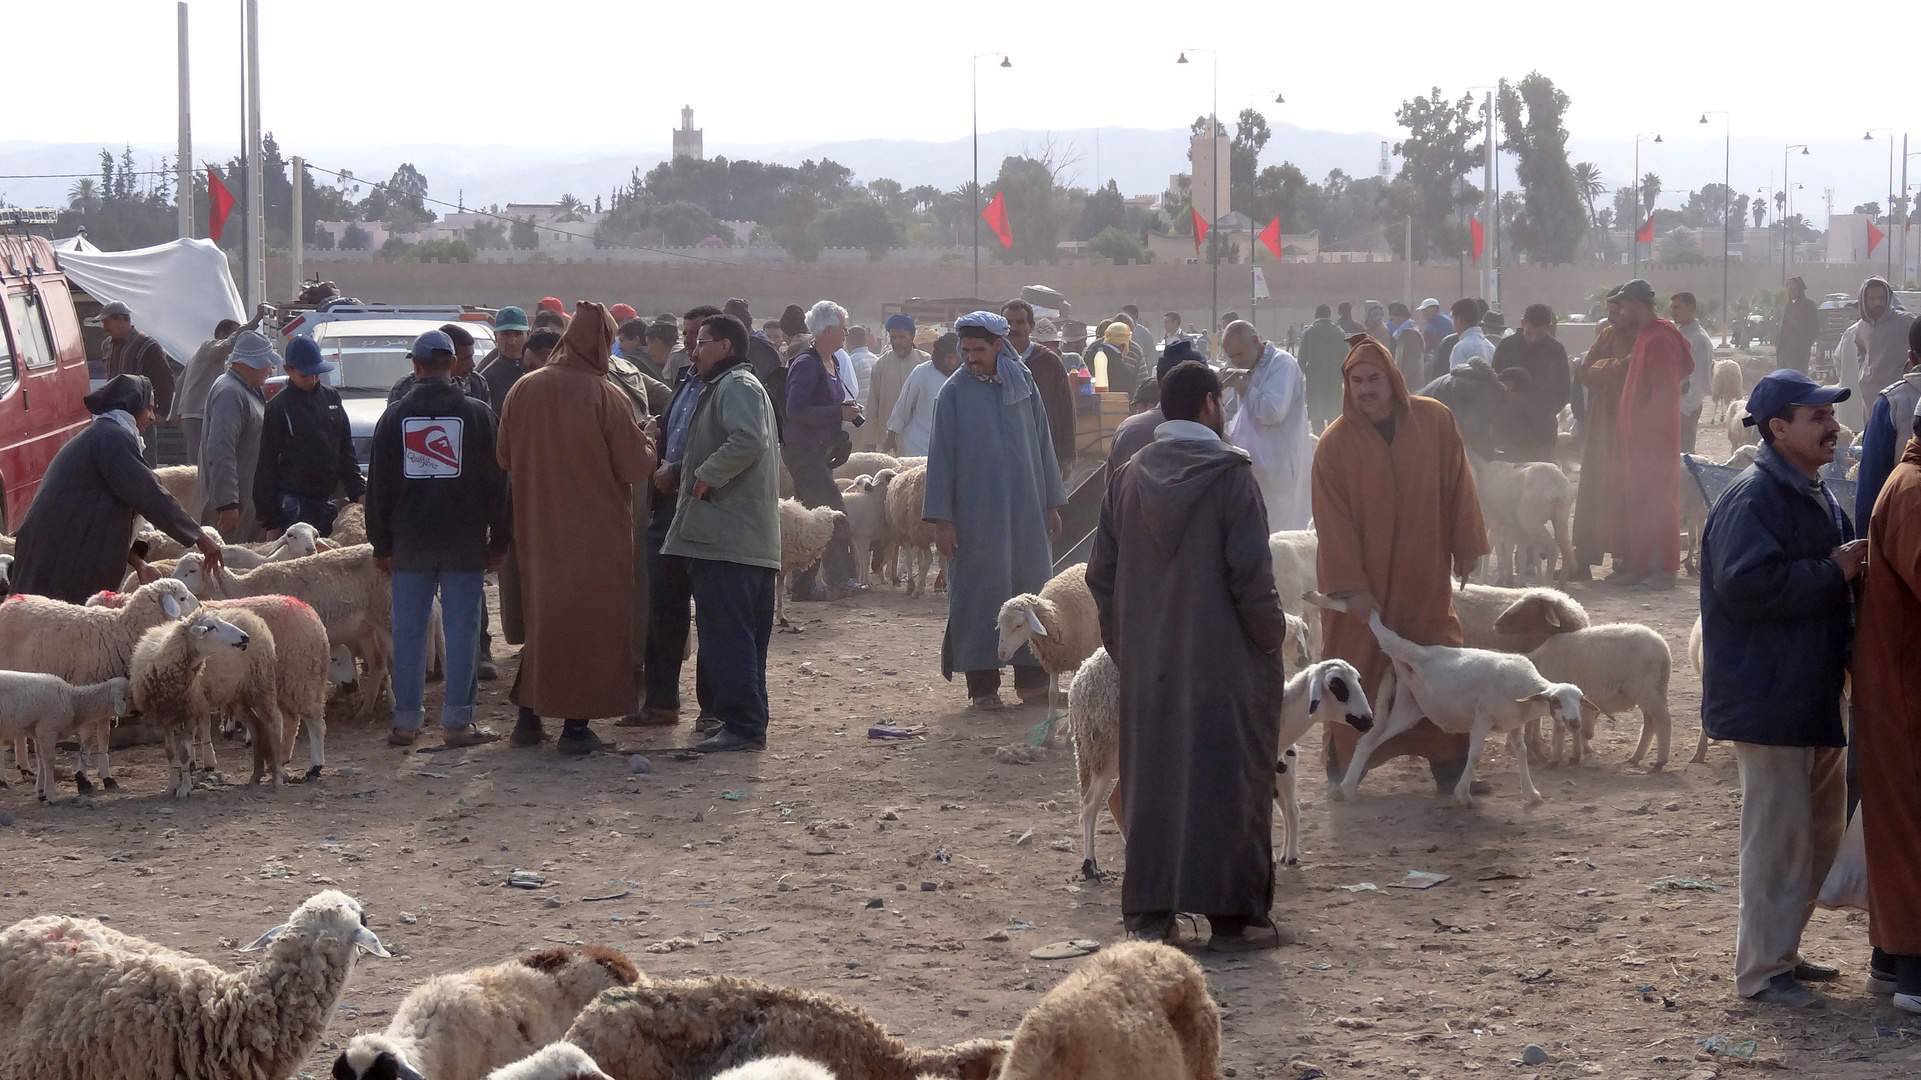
xmin=54 ymin=238 xmax=245 ymax=367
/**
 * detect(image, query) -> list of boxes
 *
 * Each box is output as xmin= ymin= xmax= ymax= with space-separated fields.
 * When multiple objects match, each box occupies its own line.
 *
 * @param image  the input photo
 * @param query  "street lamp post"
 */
xmin=1632 ymin=132 xmax=1661 ymax=278
xmin=1783 ymin=144 xmax=1810 ymax=282
xmin=1700 ymin=112 xmax=1730 ymax=344
xmin=972 ymin=52 xmax=1011 ymax=300
xmin=1177 ymin=48 xmax=1218 ymax=356
xmin=1865 ymin=129 xmax=1896 ymax=281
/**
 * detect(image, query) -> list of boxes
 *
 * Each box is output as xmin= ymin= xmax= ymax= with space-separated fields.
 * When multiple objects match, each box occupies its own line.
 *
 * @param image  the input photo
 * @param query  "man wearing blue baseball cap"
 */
xmin=255 ymin=335 xmax=362 ymax=540
xmin=1700 ymin=366 xmax=1861 ymax=1010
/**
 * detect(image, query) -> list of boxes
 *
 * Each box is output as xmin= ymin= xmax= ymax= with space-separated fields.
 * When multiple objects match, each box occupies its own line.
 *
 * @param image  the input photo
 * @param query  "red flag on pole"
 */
xmin=1868 ymin=219 xmax=1886 ymax=256
xmin=1258 ymin=216 xmax=1283 ymax=259
xmin=980 ymin=191 xmax=1012 ymax=249
xmin=1635 ymin=213 xmax=1655 ymax=244
xmin=1469 ymin=215 xmax=1484 ymax=262
xmin=207 ymin=167 xmax=236 ymax=243
xmin=1190 ymin=207 xmax=1211 ymax=255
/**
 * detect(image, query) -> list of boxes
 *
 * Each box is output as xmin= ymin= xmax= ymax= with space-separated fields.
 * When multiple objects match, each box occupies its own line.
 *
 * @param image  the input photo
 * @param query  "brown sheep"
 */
xmin=996 ymin=941 xmax=1219 ymax=1080
xmin=881 ymin=464 xmax=939 ymax=597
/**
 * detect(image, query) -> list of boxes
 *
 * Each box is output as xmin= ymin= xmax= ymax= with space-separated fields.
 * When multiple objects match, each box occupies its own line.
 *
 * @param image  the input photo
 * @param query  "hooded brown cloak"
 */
xmin=497 ymin=302 xmax=656 ymax=719
xmin=1312 ymin=336 xmax=1490 ymax=775
xmin=1572 ymin=322 xmax=1631 ymax=566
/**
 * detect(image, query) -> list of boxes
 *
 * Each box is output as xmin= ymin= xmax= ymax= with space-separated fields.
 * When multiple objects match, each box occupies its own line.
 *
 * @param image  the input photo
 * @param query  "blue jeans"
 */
xmin=276 ymin=493 xmax=339 ymax=536
xmin=690 ymin=559 xmax=775 ymax=741
xmin=391 ymin=569 xmax=483 ymax=731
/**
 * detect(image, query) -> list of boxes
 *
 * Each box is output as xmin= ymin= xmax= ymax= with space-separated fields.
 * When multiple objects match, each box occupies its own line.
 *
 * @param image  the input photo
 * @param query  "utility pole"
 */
xmin=245 ymin=0 xmax=264 ymax=305
xmin=290 ymin=156 xmax=303 ymax=296
xmin=1482 ymin=92 xmax=1494 ymax=301
xmin=176 ymin=3 xmax=192 ymax=239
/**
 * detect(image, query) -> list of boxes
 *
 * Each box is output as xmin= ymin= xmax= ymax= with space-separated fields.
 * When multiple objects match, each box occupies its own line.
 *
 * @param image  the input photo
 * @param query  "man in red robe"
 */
xmin=1606 ymin=279 xmax=1694 ymax=590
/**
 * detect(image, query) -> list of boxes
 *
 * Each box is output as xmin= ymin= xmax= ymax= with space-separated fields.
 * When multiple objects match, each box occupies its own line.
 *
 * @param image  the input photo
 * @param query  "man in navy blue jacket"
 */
xmin=1700 ymin=368 xmax=1865 ymax=1010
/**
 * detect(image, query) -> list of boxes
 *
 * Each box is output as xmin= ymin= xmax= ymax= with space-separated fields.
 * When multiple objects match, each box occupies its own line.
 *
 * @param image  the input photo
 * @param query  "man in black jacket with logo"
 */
xmin=255 ymin=336 xmax=365 ymax=536
xmin=366 ymin=330 xmax=512 ymax=750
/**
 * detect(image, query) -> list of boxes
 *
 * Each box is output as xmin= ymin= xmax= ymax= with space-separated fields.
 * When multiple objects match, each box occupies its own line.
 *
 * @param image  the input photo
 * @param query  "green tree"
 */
xmin=376 ymin=235 xmax=414 ymax=262
xmin=362 ymin=163 xmax=435 ymax=231
xmin=820 ymin=199 xmax=900 ymax=260
xmin=1639 ymin=172 xmax=1662 ymax=216
xmin=1077 ymin=180 xmax=1127 ymax=240
xmin=1392 ymin=88 xmax=1485 ymax=261
xmin=1087 ymin=225 xmax=1150 ymax=264
xmin=411 ymin=238 xmax=476 ymax=263
xmin=777 ymin=189 xmax=823 ymax=262
xmin=986 ymin=155 xmax=1063 ymax=264
xmin=310 ymin=227 xmax=335 ymax=251
xmin=1495 ymin=72 xmax=1585 ymax=263
xmin=469 ymin=219 xmax=507 ymax=248
xmin=1655 ymin=228 xmax=1704 ymax=264
xmin=509 ymin=216 xmax=539 ymax=250
xmin=1230 ymin=108 xmax=1272 ymax=218
xmin=554 ymin=194 xmax=586 ymax=222
xmin=653 ymin=200 xmax=723 ymax=246
xmin=341 ymin=223 xmax=372 ymax=250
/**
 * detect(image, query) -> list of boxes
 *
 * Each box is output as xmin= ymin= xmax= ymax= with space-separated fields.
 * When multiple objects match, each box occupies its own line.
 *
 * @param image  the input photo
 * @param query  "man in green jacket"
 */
xmin=661 ymin=312 xmax=783 ymax=752
xmin=1296 ymin=305 xmax=1349 ymax=431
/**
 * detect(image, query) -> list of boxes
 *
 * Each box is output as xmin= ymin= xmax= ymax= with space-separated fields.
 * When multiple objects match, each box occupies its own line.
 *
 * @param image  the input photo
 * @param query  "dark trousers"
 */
xmin=1681 ymin=407 xmax=1701 ymax=455
xmin=964 ymin=665 xmax=1049 ymax=698
xmin=1779 ymin=343 xmax=1811 ymax=374
xmin=783 ymin=442 xmax=855 ymax=596
xmin=643 ymin=503 xmax=710 ymax=714
xmin=690 ymin=559 xmax=775 ymax=742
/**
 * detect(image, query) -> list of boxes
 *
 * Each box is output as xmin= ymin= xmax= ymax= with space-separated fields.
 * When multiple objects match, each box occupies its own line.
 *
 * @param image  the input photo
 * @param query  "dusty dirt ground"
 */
xmin=5 ymin=385 xmax=1915 ymax=1080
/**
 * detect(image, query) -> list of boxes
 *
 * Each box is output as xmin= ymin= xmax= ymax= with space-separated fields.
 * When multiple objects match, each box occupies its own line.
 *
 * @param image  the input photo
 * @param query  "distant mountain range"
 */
xmin=0 ymin=127 xmax=1892 ymax=228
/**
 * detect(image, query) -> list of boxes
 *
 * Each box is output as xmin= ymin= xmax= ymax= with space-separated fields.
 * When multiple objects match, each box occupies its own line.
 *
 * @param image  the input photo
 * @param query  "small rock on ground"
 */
xmin=1521 ymin=1043 xmax=1549 ymax=1065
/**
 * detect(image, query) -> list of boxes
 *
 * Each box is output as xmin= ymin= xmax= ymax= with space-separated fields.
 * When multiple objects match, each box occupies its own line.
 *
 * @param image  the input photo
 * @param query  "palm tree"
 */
xmin=67 ymin=178 xmax=98 ymax=214
xmin=1639 ymin=172 xmax=1662 ymax=217
xmin=1573 ymin=161 xmax=1605 ymax=255
xmin=554 ymin=194 xmax=586 ymax=223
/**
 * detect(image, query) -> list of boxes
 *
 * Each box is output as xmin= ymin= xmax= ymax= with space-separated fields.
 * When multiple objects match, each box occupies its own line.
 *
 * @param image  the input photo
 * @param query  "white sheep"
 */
xmin=1308 ymin=596 xmax=1602 ymax=806
xmin=483 ymin=1044 xmax=614 ymax=1080
xmin=556 ymin=976 xmax=1007 ymax=1080
xmin=1067 ymin=649 xmax=1372 ymax=878
xmin=0 ymin=674 xmax=130 ymax=804
xmin=840 ymin=470 xmax=896 ymax=587
xmin=333 ymin=501 xmax=369 ymax=545
xmin=202 ymin=596 xmax=331 ymax=780
xmin=0 ymin=890 xmax=390 ymax=1080
xmin=776 ymin=499 xmax=846 ymax=629
xmin=995 ymin=940 xmax=1218 ymax=1080
xmin=1726 ymin=398 xmax=1753 ymax=449
xmin=1687 ymin=617 xmax=1713 ymax=764
xmin=995 ymin=562 xmax=1099 ymax=727
xmin=131 ymin=609 xmax=281 ymax=798
xmin=0 ymin=577 xmax=199 ymax=794
xmin=173 ymin=544 xmax=393 ymax=722
xmin=883 ymin=463 xmax=940 ymax=597
xmin=336 ymin=946 xmax=641 ymax=1080
xmin=833 ymin=451 xmax=901 ymax=481
xmin=1471 ymin=457 xmax=1574 ymax=585
xmin=1268 ymin=528 xmax=1321 ymax=660
xmin=1525 ymin=623 xmax=1674 ymax=768
xmin=1710 ymin=357 xmax=1744 ymax=420
xmin=1456 ymin=584 xmax=1589 ymax=653
xmin=154 ymin=464 xmax=201 ymax=518
xmin=712 ymin=1058 xmax=837 ymax=1080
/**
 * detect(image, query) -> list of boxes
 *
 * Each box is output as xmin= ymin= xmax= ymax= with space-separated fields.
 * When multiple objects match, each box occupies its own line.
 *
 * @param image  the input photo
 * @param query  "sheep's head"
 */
xmin=180 ymin=612 xmax=251 ymax=656
xmin=1307 ymin=659 xmax=1372 ymax=733
xmin=171 ymin=552 xmax=214 ymax=598
xmin=327 ymin=645 xmax=359 ymax=686
xmin=1491 ymin=589 xmax=1589 ymax=637
xmin=128 ymin=577 xmax=201 ymax=623
xmin=104 ymin=676 xmax=132 ymax=718
xmin=1282 ymin=613 xmax=1312 ymax=671
xmin=333 ymin=1036 xmax=422 ymax=1080
xmin=1519 ymin=683 xmax=1590 ymax=731
xmin=996 ymin=594 xmax=1044 ymax=661
xmin=245 ymin=889 xmax=389 ymax=957
xmin=268 ymin=522 xmax=323 ymax=560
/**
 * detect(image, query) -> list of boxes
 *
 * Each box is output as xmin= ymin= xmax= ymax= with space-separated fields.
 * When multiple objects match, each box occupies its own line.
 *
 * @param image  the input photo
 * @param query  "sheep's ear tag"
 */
xmin=160 ymin=594 xmax=181 ymax=619
xmin=240 ymin=924 xmax=287 ymax=952
xmin=354 ymin=926 xmax=391 ymax=957
xmin=1308 ymin=677 xmax=1323 ymax=715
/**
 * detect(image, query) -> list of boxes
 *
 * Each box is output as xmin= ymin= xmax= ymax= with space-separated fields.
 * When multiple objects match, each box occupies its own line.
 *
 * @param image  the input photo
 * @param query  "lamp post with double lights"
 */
xmin=1784 ymin=144 xmax=1810 ymax=282
xmin=1700 ymin=112 xmax=1730 ymax=344
xmin=972 ymin=52 xmax=1012 ymax=299
xmin=1632 ymin=132 xmax=1661 ymax=277
xmin=1177 ymin=48 xmax=1219 ymax=355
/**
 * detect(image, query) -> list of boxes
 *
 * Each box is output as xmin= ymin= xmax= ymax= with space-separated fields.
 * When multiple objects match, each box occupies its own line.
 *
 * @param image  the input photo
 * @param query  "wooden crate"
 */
xmin=1075 ymin=391 xmax=1131 ymax=456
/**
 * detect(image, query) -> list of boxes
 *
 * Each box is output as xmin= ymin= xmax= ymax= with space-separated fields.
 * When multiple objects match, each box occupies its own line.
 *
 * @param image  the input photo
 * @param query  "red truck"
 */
xmin=0 ymin=230 xmax=98 ymax=531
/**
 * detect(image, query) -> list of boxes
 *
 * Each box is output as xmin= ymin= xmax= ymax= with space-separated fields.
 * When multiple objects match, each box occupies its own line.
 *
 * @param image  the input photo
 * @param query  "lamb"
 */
xmin=1067 ymin=650 xmax=1373 ymax=878
xmin=0 ymin=674 xmax=130 ymax=803
xmin=335 ymin=946 xmax=641 ymax=1080
xmin=833 ymin=452 xmax=901 ymax=481
xmin=202 ymin=596 xmax=332 ymax=779
xmin=1306 ymin=595 xmax=1602 ymax=806
xmin=130 ymin=609 xmax=282 ymax=798
xmin=777 ymin=499 xmax=847 ymax=629
xmin=483 ymin=1043 xmax=614 ymax=1080
xmin=556 ymin=976 xmax=1007 ymax=1080
xmin=1726 ymin=398 xmax=1754 ymax=448
xmin=1471 ymin=456 xmax=1575 ymax=585
xmin=995 ymin=941 xmax=1218 ymax=1080
xmin=713 ymin=1059 xmax=837 ymax=1080
xmin=1456 ymin=584 xmax=1589 ymax=653
xmin=1710 ymin=357 xmax=1744 ymax=420
xmin=995 ymin=562 xmax=1099 ymax=725
xmin=841 ymin=471 xmax=897 ymax=586
xmin=1267 ymin=529 xmax=1320 ymax=659
xmin=173 ymin=544 xmax=393 ymax=722
xmin=1525 ymin=623 xmax=1675 ymax=768
xmin=0 ymin=889 xmax=390 ymax=1080
xmin=0 ymin=577 xmax=200 ymax=794
xmin=883 ymin=464 xmax=940 ymax=597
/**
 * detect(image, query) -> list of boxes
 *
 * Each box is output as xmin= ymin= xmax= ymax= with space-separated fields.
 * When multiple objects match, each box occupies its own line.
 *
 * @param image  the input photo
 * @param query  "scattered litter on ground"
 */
xmin=1340 ymin=882 xmax=1379 ymax=892
xmin=994 ymin=744 xmax=1045 ymax=764
xmin=1650 ymin=876 xmax=1723 ymax=892
xmin=506 ymin=870 xmax=545 ymax=889
xmin=1029 ymin=939 xmax=1100 ymax=959
xmin=1390 ymin=871 xmax=1451 ymax=889
xmin=719 ymin=789 xmax=747 ymax=801
xmin=868 ymin=726 xmax=923 ymax=739
xmin=1697 ymin=1035 xmax=1759 ymax=1059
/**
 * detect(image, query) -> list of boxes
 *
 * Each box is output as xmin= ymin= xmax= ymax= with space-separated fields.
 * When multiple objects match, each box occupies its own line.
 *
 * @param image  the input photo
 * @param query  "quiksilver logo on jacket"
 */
xmin=402 ymin=417 xmax=462 ymax=477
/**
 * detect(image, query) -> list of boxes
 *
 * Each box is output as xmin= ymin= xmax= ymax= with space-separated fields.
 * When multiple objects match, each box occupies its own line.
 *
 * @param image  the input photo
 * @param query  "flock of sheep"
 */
xmin=0 ymin=890 xmax=1225 ymax=1080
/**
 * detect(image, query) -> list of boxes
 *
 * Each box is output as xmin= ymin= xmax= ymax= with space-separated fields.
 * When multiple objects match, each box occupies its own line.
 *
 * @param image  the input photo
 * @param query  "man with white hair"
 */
xmin=782 ymin=300 xmax=862 ymax=601
xmin=1221 ymin=320 xmax=1312 ymax=529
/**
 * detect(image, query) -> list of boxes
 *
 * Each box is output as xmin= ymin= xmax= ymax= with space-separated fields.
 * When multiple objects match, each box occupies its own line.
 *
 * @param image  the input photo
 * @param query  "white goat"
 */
xmin=1307 ymin=594 xmax=1603 ymax=807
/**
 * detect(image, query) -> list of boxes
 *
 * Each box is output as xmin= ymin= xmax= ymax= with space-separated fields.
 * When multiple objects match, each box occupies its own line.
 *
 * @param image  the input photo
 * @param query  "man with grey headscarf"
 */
xmin=1850 ymin=278 xmax=1914 ymax=425
xmin=201 ymin=330 xmax=276 ymax=540
xmin=923 ymin=311 xmax=1067 ymax=710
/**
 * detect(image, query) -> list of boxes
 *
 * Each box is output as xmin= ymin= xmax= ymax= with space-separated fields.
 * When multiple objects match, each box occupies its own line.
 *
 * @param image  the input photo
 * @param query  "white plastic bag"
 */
xmin=1817 ymin=806 xmax=1868 ymax=911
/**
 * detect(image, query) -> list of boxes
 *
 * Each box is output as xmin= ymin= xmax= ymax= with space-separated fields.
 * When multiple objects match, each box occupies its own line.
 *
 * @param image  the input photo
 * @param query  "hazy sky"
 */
xmin=12 ymin=0 xmax=1912 ymax=211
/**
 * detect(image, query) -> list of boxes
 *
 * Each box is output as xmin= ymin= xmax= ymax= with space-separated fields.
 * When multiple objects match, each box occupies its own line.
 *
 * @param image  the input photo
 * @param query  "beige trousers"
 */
xmin=1733 ymin=742 xmax=1848 ymax=997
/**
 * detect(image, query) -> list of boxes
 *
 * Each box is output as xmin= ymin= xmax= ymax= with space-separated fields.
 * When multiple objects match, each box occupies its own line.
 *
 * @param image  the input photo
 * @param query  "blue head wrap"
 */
xmin=884 ymin=313 xmax=916 ymax=333
xmin=954 ymin=310 xmax=1010 ymax=338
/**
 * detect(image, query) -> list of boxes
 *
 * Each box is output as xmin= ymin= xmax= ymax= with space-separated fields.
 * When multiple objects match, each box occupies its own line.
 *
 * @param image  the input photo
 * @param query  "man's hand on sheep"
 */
xmin=1453 ymin=555 xmax=1476 ymax=588
xmin=193 ymin=531 xmax=226 ymax=573
xmin=932 ymin=519 xmax=959 ymax=559
xmin=1834 ymin=539 xmax=1868 ymax=581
